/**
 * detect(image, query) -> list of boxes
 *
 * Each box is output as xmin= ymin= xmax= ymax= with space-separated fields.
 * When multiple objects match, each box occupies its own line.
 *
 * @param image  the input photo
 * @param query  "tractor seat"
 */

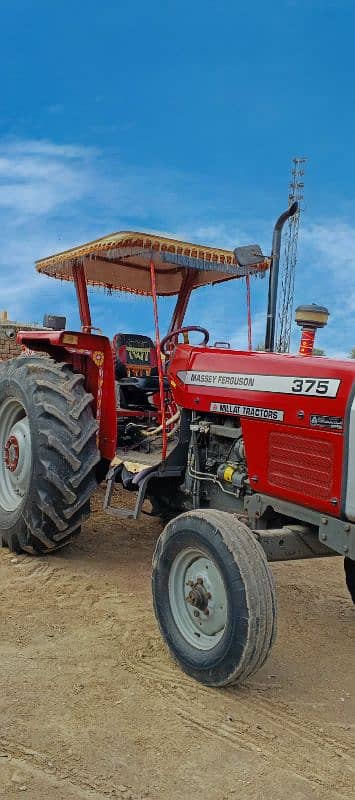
xmin=119 ymin=374 xmax=170 ymax=392
xmin=112 ymin=332 xmax=158 ymax=380
xmin=112 ymin=333 xmax=169 ymax=411
xmin=116 ymin=376 xmax=169 ymax=411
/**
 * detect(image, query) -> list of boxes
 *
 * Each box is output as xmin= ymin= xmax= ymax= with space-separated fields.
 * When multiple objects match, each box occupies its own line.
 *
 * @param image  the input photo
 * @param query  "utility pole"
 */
xmin=276 ymin=157 xmax=306 ymax=353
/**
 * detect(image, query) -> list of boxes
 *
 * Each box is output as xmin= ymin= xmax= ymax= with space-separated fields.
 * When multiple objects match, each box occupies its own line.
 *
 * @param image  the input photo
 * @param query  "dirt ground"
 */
xmin=0 ymin=486 xmax=354 ymax=800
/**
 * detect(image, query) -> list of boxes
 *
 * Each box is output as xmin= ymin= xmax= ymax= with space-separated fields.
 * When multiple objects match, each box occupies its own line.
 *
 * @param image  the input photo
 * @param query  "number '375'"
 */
xmin=291 ymin=379 xmax=330 ymax=394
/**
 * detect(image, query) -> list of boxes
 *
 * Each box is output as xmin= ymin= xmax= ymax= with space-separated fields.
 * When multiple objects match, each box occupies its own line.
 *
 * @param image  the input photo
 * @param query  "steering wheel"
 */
xmin=160 ymin=326 xmax=210 ymax=356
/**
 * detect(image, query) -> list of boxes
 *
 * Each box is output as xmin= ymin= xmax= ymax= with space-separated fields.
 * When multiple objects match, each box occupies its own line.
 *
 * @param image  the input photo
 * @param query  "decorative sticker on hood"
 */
xmin=210 ymin=402 xmax=284 ymax=421
xmin=178 ymin=371 xmax=340 ymax=397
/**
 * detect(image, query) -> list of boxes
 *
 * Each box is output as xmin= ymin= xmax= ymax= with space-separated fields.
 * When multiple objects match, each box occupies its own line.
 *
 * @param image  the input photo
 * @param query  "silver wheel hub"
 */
xmin=0 ymin=399 xmax=31 ymax=512
xmin=168 ymin=548 xmax=228 ymax=650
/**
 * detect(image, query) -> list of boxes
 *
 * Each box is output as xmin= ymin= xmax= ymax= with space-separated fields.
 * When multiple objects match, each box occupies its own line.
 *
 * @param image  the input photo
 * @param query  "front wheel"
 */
xmin=152 ymin=509 xmax=277 ymax=687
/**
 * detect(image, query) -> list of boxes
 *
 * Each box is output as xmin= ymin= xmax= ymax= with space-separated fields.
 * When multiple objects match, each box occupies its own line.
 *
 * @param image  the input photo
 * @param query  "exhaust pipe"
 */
xmin=264 ymin=200 xmax=298 ymax=352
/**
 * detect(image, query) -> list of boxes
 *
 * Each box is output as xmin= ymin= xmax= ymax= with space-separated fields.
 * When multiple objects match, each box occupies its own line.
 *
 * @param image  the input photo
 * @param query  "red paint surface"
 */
xmin=299 ymin=328 xmax=316 ymax=356
xmin=18 ymin=329 xmax=354 ymax=519
xmin=72 ymin=264 xmax=92 ymax=332
xmin=17 ymin=330 xmax=117 ymax=460
xmin=150 ymin=259 xmax=167 ymax=460
xmin=169 ymin=345 xmax=353 ymax=517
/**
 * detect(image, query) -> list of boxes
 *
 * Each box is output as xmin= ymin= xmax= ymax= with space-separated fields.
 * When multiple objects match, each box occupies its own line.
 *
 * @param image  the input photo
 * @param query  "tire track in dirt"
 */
xmin=1 ymin=555 xmax=67 ymax=585
xmin=124 ymin=655 xmax=355 ymax=798
xmin=1 ymin=546 xmax=353 ymax=798
xmin=1 ymin=555 xmax=102 ymax=603
xmin=0 ymin=738 xmax=144 ymax=800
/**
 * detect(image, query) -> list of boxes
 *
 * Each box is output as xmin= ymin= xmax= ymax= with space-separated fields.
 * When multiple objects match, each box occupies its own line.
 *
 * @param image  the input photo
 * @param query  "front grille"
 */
xmin=268 ymin=432 xmax=333 ymax=500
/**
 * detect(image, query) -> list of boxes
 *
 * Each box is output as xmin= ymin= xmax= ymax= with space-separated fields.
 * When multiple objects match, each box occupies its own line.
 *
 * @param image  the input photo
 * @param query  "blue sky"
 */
xmin=1 ymin=0 xmax=355 ymax=355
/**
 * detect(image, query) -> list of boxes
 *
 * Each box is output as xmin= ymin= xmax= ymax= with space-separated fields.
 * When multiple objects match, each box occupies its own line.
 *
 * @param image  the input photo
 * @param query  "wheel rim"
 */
xmin=168 ymin=547 xmax=228 ymax=651
xmin=0 ymin=398 xmax=31 ymax=512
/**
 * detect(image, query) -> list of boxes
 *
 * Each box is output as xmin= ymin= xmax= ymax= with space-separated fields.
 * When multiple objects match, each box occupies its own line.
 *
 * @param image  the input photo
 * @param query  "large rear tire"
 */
xmin=0 ymin=355 xmax=100 ymax=554
xmin=344 ymin=557 xmax=355 ymax=603
xmin=152 ymin=509 xmax=277 ymax=687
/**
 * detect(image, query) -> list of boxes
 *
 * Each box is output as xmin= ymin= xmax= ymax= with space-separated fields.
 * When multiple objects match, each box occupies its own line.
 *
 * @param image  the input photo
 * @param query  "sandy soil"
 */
xmin=0 ymin=486 xmax=354 ymax=800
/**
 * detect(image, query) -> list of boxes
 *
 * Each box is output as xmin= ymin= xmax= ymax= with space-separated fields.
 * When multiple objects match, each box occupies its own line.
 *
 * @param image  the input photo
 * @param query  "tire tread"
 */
xmin=152 ymin=508 xmax=277 ymax=688
xmin=0 ymin=355 xmax=99 ymax=554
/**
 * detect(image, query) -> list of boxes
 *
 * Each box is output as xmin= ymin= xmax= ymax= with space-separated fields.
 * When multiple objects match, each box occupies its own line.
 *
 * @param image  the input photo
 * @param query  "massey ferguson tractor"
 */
xmin=0 ymin=202 xmax=354 ymax=689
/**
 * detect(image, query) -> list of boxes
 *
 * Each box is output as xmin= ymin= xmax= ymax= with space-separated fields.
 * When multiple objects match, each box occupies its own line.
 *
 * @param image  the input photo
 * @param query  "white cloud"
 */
xmin=172 ymin=223 xmax=246 ymax=251
xmin=295 ymin=219 xmax=355 ymax=354
xmin=230 ymin=311 xmax=268 ymax=350
xmin=0 ymin=135 xmax=265 ymax=328
xmin=0 ymin=135 xmax=354 ymax=358
xmin=0 ymin=138 xmax=99 ymax=324
xmin=158 ymin=220 xmax=270 ymax=255
xmin=302 ymin=220 xmax=355 ymax=279
xmin=0 ymin=138 xmax=193 ymax=326
xmin=0 ymin=139 xmax=96 ymax=159
xmin=0 ymin=139 xmax=94 ymax=216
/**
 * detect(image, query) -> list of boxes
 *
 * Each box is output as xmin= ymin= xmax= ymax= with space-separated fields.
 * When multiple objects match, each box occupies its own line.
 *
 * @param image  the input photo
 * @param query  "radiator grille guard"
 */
xmin=269 ymin=432 xmax=333 ymax=500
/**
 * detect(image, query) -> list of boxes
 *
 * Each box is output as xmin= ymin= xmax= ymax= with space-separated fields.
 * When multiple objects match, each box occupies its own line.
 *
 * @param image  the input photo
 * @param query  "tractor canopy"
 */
xmin=35 ymin=230 xmax=270 ymax=296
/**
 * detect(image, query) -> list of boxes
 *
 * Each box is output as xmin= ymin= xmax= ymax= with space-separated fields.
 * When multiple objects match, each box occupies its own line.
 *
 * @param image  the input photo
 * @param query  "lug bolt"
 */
xmin=194 ymin=610 xmax=200 ymax=618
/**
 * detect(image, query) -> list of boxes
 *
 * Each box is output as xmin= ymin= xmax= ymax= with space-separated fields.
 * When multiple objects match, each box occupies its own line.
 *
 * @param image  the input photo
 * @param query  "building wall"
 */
xmin=0 ymin=311 xmax=44 ymax=361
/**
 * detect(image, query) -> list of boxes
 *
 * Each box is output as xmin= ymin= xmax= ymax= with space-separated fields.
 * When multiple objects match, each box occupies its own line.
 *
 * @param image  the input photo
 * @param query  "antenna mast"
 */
xmin=276 ymin=157 xmax=306 ymax=353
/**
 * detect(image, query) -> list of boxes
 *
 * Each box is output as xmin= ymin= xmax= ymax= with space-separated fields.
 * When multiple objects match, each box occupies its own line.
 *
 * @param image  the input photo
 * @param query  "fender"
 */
xmin=17 ymin=330 xmax=117 ymax=460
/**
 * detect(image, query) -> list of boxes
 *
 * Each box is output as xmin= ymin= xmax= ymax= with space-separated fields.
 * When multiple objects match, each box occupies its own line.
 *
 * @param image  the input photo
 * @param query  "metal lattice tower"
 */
xmin=276 ymin=157 xmax=306 ymax=353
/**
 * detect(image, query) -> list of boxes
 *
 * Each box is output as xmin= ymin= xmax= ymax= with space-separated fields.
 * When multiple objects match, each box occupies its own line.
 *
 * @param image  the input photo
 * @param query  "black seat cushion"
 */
xmin=119 ymin=375 xmax=169 ymax=392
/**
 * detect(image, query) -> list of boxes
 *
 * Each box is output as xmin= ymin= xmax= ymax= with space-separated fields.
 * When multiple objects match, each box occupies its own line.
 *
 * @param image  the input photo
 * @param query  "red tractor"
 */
xmin=0 ymin=203 xmax=354 ymax=688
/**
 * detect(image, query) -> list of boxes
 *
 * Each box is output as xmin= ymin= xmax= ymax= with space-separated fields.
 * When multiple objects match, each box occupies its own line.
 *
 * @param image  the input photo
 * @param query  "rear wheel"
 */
xmin=152 ymin=509 xmax=277 ymax=687
xmin=0 ymin=355 xmax=99 ymax=554
xmin=344 ymin=557 xmax=355 ymax=603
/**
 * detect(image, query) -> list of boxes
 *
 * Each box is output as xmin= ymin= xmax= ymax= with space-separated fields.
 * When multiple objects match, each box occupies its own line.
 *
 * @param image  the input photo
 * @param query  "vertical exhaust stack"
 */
xmin=295 ymin=304 xmax=329 ymax=355
xmin=264 ymin=201 xmax=299 ymax=352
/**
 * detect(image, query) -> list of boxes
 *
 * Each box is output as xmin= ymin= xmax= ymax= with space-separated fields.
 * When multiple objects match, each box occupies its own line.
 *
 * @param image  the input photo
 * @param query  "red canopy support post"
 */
xmin=168 ymin=269 xmax=195 ymax=334
xmin=150 ymin=257 xmax=167 ymax=460
xmin=246 ymin=274 xmax=252 ymax=351
xmin=72 ymin=264 xmax=92 ymax=333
